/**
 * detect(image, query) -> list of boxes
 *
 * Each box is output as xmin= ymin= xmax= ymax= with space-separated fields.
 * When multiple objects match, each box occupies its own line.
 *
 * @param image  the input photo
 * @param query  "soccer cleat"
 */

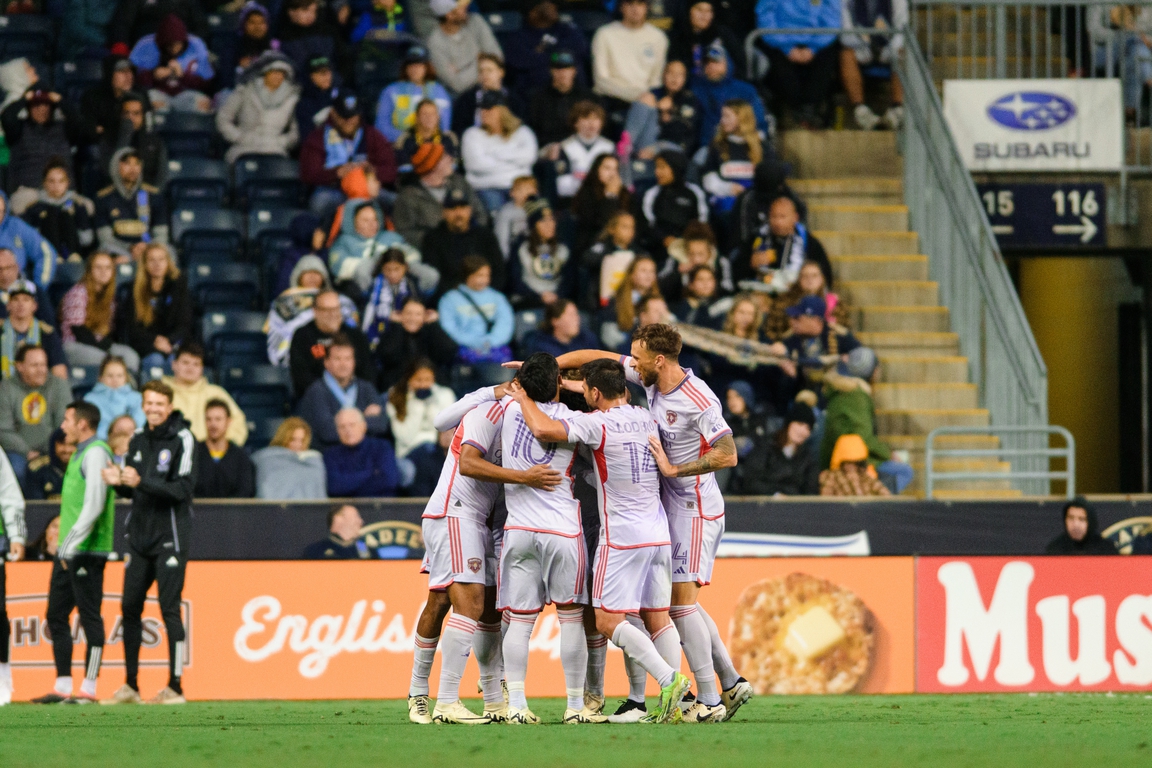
xmin=483 ymin=703 xmax=510 ymax=723
xmin=854 ymin=104 xmax=881 ymax=131
xmin=678 ymin=691 xmax=696 ymax=713
xmin=100 ymin=684 xmax=141 ymax=705
xmin=721 ymin=678 xmax=754 ymax=721
xmin=145 ymin=687 xmax=186 ymax=705
xmin=63 ymin=693 xmax=98 ymax=705
xmin=31 ymin=692 xmax=69 ymax=704
xmin=682 ymin=701 xmax=726 ymax=723
xmin=502 ymin=679 xmax=509 ymax=705
xmin=408 ymin=694 xmax=433 ymax=724
xmin=606 ymin=699 xmax=647 ymax=723
xmin=654 ymin=672 xmax=691 ymax=724
xmin=432 ymin=700 xmax=491 ymax=725
xmin=583 ymin=692 xmax=605 ymax=715
xmin=564 ymin=706 xmax=609 ymax=724
xmin=504 ymin=706 xmax=541 ymax=725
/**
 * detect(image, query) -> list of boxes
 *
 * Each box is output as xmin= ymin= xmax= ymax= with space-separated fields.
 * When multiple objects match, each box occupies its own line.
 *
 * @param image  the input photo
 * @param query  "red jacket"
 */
xmin=299 ymin=121 xmax=398 ymax=190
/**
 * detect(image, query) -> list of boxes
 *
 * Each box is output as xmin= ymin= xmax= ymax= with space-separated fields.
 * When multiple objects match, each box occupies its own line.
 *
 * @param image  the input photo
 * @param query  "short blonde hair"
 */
xmin=270 ymin=417 xmax=312 ymax=450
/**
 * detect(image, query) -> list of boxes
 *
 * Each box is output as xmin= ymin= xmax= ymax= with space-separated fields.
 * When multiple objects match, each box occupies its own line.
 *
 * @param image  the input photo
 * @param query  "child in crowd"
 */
xmin=583 ymin=210 xmax=643 ymax=311
xmin=555 ymin=100 xmax=614 ymax=199
xmin=361 ymin=248 xmax=432 ymax=346
xmin=600 ymin=255 xmax=660 ymax=349
xmin=83 ymin=355 xmax=146 ymax=439
xmin=640 ymin=150 xmax=706 ymax=256
xmin=657 ymin=220 xmax=733 ymax=304
xmin=493 ymin=175 xmax=538 ymax=258
xmin=508 ymin=197 xmax=573 ymax=308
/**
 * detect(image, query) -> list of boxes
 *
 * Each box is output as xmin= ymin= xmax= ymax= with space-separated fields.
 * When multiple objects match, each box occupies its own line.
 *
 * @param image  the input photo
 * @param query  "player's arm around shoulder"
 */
xmin=508 ymin=385 xmax=569 ymax=443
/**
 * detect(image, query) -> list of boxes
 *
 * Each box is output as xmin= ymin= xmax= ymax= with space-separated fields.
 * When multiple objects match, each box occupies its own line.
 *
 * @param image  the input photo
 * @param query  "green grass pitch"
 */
xmin=2 ymin=695 xmax=1149 ymax=767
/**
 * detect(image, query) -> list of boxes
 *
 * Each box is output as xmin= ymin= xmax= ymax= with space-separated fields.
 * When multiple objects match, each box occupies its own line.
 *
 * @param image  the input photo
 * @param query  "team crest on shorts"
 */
xmin=666 ymin=411 xmax=678 ymax=425
xmin=157 ymin=449 xmax=172 ymax=472
xmin=467 ymin=557 xmax=482 ymax=573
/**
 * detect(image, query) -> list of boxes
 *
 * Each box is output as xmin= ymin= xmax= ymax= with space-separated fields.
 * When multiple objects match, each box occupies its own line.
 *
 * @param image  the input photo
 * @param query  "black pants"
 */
xmin=0 ymin=560 xmax=8 ymax=664
xmin=45 ymin=555 xmax=107 ymax=680
xmin=761 ymin=43 xmax=841 ymax=112
xmin=121 ymin=546 xmax=187 ymax=689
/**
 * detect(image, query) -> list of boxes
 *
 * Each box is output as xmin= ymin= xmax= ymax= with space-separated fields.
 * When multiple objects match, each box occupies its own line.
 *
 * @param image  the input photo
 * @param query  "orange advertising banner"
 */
xmin=5 ymin=557 xmax=914 ymax=701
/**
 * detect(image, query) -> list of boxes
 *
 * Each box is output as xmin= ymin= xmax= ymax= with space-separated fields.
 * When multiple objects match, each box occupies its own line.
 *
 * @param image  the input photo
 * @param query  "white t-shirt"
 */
xmin=502 ymin=400 xmax=582 ymax=538
xmin=562 ymin=404 xmax=669 ymax=549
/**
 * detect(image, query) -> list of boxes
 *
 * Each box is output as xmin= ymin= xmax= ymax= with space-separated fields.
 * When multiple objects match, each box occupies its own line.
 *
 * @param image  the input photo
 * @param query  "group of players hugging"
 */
xmin=409 ymin=322 xmax=753 ymax=725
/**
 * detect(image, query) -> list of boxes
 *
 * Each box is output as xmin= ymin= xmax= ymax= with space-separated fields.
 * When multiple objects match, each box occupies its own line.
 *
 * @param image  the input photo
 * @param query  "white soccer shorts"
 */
xmin=422 ymin=516 xmax=495 ymax=589
xmin=667 ymin=513 xmax=724 ymax=586
xmin=590 ymin=543 xmax=672 ymax=613
xmin=498 ymin=529 xmax=588 ymax=612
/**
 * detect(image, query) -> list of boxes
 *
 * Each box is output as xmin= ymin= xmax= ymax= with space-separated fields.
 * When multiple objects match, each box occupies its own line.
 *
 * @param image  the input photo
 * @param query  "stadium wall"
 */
xmin=5 ymin=556 xmax=1151 ymax=700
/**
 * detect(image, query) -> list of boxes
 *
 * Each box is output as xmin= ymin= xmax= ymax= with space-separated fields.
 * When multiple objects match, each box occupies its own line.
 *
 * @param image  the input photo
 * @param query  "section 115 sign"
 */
xmin=975 ymin=182 xmax=1105 ymax=248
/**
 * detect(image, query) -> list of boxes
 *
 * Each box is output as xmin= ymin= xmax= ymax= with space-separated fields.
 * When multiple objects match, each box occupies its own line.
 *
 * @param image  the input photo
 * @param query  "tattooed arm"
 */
xmin=647 ymin=434 xmax=738 ymax=478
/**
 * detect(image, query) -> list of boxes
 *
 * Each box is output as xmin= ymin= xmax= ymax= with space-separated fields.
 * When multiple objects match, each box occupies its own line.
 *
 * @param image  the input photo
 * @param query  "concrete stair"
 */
xmin=808 ymin=205 xmax=909 ymax=232
xmin=873 ymin=383 xmax=978 ymax=411
xmin=876 ymin=355 xmax=968 ymax=383
xmin=833 ymin=255 xmax=928 ymax=282
xmin=841 ymin=280 xmax=939 ymax=307
xmin=876 ymin=408 xmax=990 ymax=435
xmin=856 ymin=331 xmax=961 ymax=357
xmin=857 ymin=307 xmax=951 ymax=333
xmin=817 ymin=231 xmax=919 ymax=256
xmin=791 ymin=178 xmax=903 ymax=207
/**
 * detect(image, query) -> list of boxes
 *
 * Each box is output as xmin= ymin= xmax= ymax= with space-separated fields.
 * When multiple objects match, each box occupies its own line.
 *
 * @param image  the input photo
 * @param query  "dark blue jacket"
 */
xmin=521 ymin=327 xmax=601 ymax=358
xmin=690 ymin=72 xmax=769 ymax=147
xmin=323 ymin=437 xmax=400 ymax=498
xmin=502 ymin=22 xmax=590 ymax=96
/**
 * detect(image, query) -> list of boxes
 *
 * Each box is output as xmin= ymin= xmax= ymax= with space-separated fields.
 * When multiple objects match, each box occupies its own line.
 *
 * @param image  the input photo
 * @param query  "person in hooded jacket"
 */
xmin=278 ymin=0 xmax=352 ymax=80
xmin=109 ymin=0 xmax=207 ymax=49
xmin=266 ymin=254 xmax=360 ymax=367
xmin=0 ymin=191 xmax=56 ymax=292
xmin=670 ymin=0 xmax=746 ymax=78
xmin=640 ymin=150 xmax=707 ymax=254
xmin=78 ymin=55 xmax=138 ymax=146
xmin=502 ymin=0 xmax=589 ymax=97
xmin=691 ymin=45 xmax=768 ymax=147
xmin=21 ymin=160 xmax=94 ymax=262
xmin=97 ymin=91 xmax=169 ymax=189
xmin=130 ymin=14 xmax=215 ymax=114
xmin=1045 ymin=498 xmax=1119 ymax=555
xmin=218 ymin=2 xmax=281 ymax=91
xmin=216 ymin=52 xmax=301 ymax=164
xmin=734 ymin=398 xmax=820 ymax=495
xmin=295 ymin=55 xmax=342 ymax=136
xmin=0 ymin=89 xmax=77 ymax=196
xmin=94 ymin=148 xmax=168 ymax=263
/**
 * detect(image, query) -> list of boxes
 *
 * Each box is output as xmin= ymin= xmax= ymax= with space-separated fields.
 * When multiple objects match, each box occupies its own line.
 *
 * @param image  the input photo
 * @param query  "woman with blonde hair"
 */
xmin=251 ymin=416 xmax=328 ymax=500
xmin=116 ymin=243 xmax=190 ymax=376
xmin=600 ymin=255 xmax=661 ymax=350
xmin=701 ymin=99 xmax=765 ymax=217
xmin=60 ymin=251 xmax=141 ymax=371
xmin=723 ymin=293 xmax=765 ymax=341
xmin=460 ymin=92 xmax=538 ymax=213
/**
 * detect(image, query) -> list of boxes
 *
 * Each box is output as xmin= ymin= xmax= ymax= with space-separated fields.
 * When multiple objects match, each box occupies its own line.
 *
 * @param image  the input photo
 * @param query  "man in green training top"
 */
xmin=31 ymin=401 xmax=115 ymax=704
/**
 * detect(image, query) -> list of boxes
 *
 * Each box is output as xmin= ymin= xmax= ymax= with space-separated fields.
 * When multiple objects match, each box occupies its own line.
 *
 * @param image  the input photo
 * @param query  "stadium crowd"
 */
xmin=0 ymin=0 xmax=914 ymax=503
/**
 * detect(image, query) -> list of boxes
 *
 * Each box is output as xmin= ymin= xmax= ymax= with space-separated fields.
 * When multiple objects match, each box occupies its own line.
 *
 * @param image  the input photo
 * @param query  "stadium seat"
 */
xmin=53 ymin=59 xmax=102 ymax=104
xmin=188 ymin=261 xmax=262 ymax=311
xmin=48 ymin=260 xmax=84 ymax=308
xmin=66 ymin=364 xmax=100 ymax=399
xmin=115 ymin=261 xmax=136 ymax=286
xmin=219 ymin=363 xmax=293 ymax=402
xmin=233 ymin=154 xmax=304 ymax=209
xmin=561 ymin=10 xmax=612 ymax=33
xmin=205 ymin=11 xmax=240 ymax=67
xmin=483 ymin=10 xmax=521 ymax=32
xmin=154 ymin=111 xmax=218 ymax=158
xmin=514 ymin=308 xmax=544 ymax=345
xmin=202 ymin=310 xmax=267 ymax=369
xmin=0 ymin=14 xmax=54 ymax=62
xmin=245 ymin=416 xmax=284 ymax=450
xmin=170 ymin=207 xmax=245 ymax=261
xmin=354 ymin=58 xmax=401 ymax=114
xmin=247 ymin=206 xmax=300 ymax=265
xmin=166 ymin=158 xmax=229 ymax=207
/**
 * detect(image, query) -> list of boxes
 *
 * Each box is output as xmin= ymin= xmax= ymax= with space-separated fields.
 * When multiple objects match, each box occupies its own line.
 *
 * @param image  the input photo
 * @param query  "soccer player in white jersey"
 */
xmin=498 ymin=354 xmax=605 ymax=725
xmin=550 ymin=324 xmax=754 ymax=722
xmin=418 ymin=384 xmax=561 ymax=724
xmin=510 ymin=358 xmax=691 ymax=724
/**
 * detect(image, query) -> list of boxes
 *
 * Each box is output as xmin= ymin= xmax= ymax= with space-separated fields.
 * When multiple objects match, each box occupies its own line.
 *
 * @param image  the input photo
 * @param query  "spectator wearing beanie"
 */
xmin=218 ymin=1 xmax=282 ymax=90
xmin=110 ymin=0 xmax=207 ymax=50
xmin=375 ymin=44 xmax=453 ymax=144
xmin=299 ymin=88 xmax=398 ymax=221
xmin=508 ymin=197 xmax=574 ymax=308
xmin=0 ymin=88 xmax=75 ymax=196
xmin=274 ymin=211 xmax=327 ymax=295
xmin=216 ymin=52 xmax=300 ymax=164
xmin=392 ymin=141 xmax=487 ymax=250
xmin=78 ymin=55 xmax=138 ymax=146
xmin=591 ymin=0 xmax=668 ymax=133
xmin=394 ymin=99 xmax=460 ymax=173
xmin=422 ymin=188 xmax=505 ymax=293
xmin=505 ymin=1 xmax=589 ymax=96
xmin=820 ymin=434 xmax=890 ymax=497
xmin=295 ymin=55 xmax=342 ymax=134
xmin=460 ymin=91 xmax=538 ymax=213
xmin=129 ymin=13 xmax=215 ymax=113
xmin=426 ymin=0 xmax=504 ymax=95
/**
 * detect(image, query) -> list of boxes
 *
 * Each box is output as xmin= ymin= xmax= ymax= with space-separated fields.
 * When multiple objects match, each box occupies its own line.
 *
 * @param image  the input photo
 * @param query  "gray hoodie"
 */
xmin=95 ymin=146 xmax=170 ymax=257
xmin=0 ymin=373 xmax=73 ymax=456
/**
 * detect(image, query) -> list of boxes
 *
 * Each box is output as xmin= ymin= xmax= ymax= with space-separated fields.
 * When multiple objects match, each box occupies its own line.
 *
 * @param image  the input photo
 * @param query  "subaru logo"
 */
xmin=987 ymin=92 xmax=1076 ymax=131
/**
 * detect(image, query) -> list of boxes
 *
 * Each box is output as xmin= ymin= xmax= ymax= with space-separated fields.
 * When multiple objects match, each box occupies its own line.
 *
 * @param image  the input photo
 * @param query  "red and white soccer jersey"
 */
xmin=621 ymin=358 xmax=732 ymax=585
xmin=498 ymin=400 xmax=587 ymax=611
xmin=421 ymin=398 xmax=507 ymax=589
xmin=562 ymin=405 xmax=672 ymax=612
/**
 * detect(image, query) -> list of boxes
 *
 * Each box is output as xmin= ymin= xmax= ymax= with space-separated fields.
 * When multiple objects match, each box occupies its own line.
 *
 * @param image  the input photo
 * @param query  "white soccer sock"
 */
xmin=585 ymin=633 xmax=607 ymax=698
xmin=624 ymin=614 xmax=649 ymax=702
xmin=474 ymin=621 xmax=505 ymax=705
xmin=557 ymin=607 xmax=588 ymax=710
xmin=611 ymin=622 xmax=674 ymax=689
xmin=54 ymin=676 xmax=73 ymax=696
xmin=697 ymin=604 xmax=740 ymax=690
xmin=80 ymin=678 xmax=97 ymax=697
xmin=436 ymin=615 xmax=477 ymax=705
xmin=649 ymin=623 xmax=683 ymax=681
xmin=670 ymin=605 xmax=720 ymax=706
xmin=409 ymin=633 xmax=440 ymax=697
xmin=502 ymin=612 xmax=536 ymax=710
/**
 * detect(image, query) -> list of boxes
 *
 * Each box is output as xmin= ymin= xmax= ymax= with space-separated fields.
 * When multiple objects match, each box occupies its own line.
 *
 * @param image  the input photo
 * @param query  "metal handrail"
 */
xmin=925 ymin=426 xmax=1075 ymax=498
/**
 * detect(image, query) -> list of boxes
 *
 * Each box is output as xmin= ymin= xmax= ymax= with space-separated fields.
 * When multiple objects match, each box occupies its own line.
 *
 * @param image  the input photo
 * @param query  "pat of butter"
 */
xmin=783 ymin=606 xmax=846 ymax=661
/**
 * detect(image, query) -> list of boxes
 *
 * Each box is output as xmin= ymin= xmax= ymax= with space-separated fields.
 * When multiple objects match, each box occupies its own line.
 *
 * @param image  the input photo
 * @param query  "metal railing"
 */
xmin=910 ymin=0 xmax=1152 ymax=173
xmin=925 ymin=425 xmax=1075 ymax=497
xmin=897 ymin=32 xmax=1052 ymax=494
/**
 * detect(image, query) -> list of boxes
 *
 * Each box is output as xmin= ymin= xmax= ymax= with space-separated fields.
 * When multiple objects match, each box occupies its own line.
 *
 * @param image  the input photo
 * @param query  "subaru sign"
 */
xmin=944 ymin=79 xmax=1122 ymax=171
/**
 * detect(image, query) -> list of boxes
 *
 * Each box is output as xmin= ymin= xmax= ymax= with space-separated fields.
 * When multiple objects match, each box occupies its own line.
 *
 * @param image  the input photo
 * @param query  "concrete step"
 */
xmin=833 ymin=255 xmax=929 ymax=282
xmin=858 ymin=306 xmax=950 ymax=333
xmin=876 ymin=408 xmax=991 ymax=435
xmin=874 ymin=383 xmax=979 ymax=410
xmin=877 ymin=355 xmax=968 ymax=383
xmin=882 ymin=433 xmax=1001 ymax=464
xmin=781 ymin=131 xmax=902 ymax=178
xmin=790 ymin=177 xmax=903 ymax=206
xmin=842 ymin=280 xmax=939 ymax=307
xmin=809 ymin=205 xmax=909 ymax=232
xmin=858 ymin=331 xmax=961 ymax=357
xmin=931 ymin=488 xmax=1025 ymax=499
xmin=906 ymin=459 xmax=1015 ymax=493
xmin=816 ymin=231 xmax=919 ymax=257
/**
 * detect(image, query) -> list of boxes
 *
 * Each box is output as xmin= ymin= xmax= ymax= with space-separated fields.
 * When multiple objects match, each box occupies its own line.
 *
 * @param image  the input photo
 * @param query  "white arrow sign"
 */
xmin=1052 ymin=215 xmax=1098 ymax=243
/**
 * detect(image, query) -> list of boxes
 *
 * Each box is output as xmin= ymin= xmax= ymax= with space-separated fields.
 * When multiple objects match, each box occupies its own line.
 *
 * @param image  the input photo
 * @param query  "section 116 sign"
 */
xmin=975 ymin=182 xmax=1105 ymax=248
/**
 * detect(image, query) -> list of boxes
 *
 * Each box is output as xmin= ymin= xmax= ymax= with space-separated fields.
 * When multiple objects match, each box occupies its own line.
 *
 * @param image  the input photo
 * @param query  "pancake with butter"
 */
xmin=729 ymin=573 xmax=874 ymax=694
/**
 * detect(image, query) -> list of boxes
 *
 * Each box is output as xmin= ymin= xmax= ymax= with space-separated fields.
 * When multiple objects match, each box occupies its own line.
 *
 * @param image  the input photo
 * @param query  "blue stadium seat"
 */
xmin=170 ymin=207 xmax=245 ymax=261
xmin=561 ymin=10 xmax=612 ymax=34
xmin=247 ymin=206 xmax=301 ymax=257
xmin=54 ymin=59 xmax=102 ymax=104
xmin=154 ymin=111 xmax=217 ymax=158
xmin=202 ymin=310 xmax=267 ymax=369
xmin=219 ymin=364 xmax=292 ymax=401
xmin=66 ymin=364 xmax=100 ymax=399
xmin=48 ymin=260 xmax=85 ymax=308
xmin=166 ymin=158 xmax=229 ymax=207
xmin=355 ymin=58 xmax=401 ymax=113
xmin=0 ymin=15 xmax=54 ymax=62
xmin=514 ymin=308 xmax=544 ymax=345
xmin=245 ymin=416 xmax=285 ymax=450
xmin=232 ymin=154 xmax=303 ymax=209
xmin=188 ymin=261 xmax=262 ymax=311
xmin=483 ymin=10 xmax=521 ymax=32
